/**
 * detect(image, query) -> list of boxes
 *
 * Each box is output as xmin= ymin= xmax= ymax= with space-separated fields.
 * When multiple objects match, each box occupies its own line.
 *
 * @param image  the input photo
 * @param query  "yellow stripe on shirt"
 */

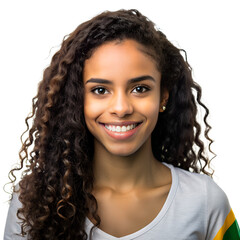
xmin=213 ymin=209 xmax=236 ymax=240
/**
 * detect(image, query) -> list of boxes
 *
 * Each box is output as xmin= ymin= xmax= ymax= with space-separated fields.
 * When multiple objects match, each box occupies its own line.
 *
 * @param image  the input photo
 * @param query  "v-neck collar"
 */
xmin=85 ymin=162 xmax=179 ymax=239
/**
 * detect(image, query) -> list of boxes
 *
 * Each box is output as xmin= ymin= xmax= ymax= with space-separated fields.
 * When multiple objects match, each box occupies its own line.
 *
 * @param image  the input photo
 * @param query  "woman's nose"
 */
xmin=109 ymin=91 xmax=133 ymax=118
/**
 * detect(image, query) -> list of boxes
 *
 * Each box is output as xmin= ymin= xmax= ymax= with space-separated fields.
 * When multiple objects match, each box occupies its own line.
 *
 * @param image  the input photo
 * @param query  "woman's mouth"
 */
xmin=100 ymin=122 xmax=143 ymax=140
xmin=104 ymin=123 xmax=140 ymax=132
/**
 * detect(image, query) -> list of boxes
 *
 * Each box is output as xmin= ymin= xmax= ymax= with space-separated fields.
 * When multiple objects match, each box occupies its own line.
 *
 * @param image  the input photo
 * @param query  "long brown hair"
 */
xmin=9 ymin=9 xmax=214 ymax=239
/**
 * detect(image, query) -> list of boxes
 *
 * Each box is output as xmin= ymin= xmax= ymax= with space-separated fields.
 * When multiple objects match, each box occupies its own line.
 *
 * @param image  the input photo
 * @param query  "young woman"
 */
xmin=4 ymin=9 xmax=240 ymax=240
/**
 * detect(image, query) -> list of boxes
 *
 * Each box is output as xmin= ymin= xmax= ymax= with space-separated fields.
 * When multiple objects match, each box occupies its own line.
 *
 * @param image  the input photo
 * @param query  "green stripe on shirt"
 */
xmin=223 ymin=220 xmax=240 ymax=240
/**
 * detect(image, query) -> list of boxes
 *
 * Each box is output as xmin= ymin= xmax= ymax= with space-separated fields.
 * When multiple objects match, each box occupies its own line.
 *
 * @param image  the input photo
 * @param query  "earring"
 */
xmin=162 ymin=106 xmax=166 ymax=111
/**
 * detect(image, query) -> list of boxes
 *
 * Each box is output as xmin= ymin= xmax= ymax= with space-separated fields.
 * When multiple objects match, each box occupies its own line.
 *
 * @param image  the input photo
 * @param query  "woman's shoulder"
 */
xmin=171 ymin=164 xmax=231 ymax=212
xmin=4 ymin=183 xmax=26 ymax=240
xmin=7 ymin=183 xmax=22 ymax=209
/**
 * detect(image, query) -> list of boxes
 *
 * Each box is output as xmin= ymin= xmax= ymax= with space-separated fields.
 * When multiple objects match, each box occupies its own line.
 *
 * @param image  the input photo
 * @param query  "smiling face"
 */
xmin=83 ymin=39 xmax=166 ymax=156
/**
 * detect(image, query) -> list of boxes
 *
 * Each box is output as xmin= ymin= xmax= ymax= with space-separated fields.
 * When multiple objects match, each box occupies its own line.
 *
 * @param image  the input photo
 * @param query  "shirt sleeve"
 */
xmin=4 ymin=190 xmax=27 ymax=240
xmin=205 ymin=176 xmax=240 ymax=240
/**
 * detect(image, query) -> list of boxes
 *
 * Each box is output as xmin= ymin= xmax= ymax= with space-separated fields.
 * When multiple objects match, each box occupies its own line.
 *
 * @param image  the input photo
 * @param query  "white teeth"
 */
xmin=122 ymin=126 xmax=127 ymax=132
xmin=105 ymin=124 xmax=138 ymax=132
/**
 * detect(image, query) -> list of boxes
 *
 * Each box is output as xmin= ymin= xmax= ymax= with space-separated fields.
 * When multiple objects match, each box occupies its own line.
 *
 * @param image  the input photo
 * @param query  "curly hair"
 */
xmin=8 ymin=9 xmax=215 ymax=239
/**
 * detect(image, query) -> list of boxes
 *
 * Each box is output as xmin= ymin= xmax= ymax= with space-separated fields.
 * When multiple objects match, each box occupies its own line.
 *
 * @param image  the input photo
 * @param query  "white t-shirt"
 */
xmin=4 ymin=163 xmax=240 ymax=240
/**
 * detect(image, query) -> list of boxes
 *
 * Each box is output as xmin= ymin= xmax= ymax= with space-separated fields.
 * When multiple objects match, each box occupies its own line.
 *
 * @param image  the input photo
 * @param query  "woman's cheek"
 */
xmin=84 ymin=99 xmax=104 ymax=126
xmin=136 ymin=97 xmax=160 ymax=118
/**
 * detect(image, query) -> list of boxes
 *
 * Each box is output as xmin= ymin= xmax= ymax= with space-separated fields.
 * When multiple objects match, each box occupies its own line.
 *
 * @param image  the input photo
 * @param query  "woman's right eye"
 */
xmin=91 ymin=87 xmax=109 ymax=95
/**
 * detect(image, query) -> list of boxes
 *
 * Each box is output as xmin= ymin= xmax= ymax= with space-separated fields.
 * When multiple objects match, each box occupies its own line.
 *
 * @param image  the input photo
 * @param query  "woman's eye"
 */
xmin=132 ymin=86 xmax=150 ymax=93
xmin=92 ymin=87 xmax=109 ymax=95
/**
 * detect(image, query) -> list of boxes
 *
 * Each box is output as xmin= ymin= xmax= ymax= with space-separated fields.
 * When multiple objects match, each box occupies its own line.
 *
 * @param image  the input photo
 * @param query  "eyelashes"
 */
xmin=132 ymin=85 xmax=150 ymax=93
xmin=91 ymin=87 xmax=108 ymax=95
xmin=91 ymin=85 xmax=151 ymax=95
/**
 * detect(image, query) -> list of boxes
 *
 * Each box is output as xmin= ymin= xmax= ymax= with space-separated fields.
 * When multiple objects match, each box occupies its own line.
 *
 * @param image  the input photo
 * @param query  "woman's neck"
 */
xmin=92 ymin=137 xmax=162 ymax=193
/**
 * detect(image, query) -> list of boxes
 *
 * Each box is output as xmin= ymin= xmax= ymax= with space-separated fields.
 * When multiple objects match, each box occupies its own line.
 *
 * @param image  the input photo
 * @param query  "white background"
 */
xmin=0 ymin=0 xmax=239 ymax=237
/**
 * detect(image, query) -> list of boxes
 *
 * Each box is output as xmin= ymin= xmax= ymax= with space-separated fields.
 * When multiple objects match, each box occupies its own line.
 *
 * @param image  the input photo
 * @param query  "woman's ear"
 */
xmin=159 ymin=89 xmax=169 ymax=112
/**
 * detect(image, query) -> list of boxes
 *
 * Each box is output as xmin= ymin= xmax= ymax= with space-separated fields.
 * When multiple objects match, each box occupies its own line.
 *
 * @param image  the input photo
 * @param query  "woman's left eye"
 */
xmin=132 ymin=86 xmax=150 ymax=93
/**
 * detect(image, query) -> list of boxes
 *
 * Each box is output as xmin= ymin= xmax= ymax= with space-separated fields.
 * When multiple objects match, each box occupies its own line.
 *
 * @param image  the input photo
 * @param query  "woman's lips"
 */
xmin=100 ymin=122 xmax=142 ymax=140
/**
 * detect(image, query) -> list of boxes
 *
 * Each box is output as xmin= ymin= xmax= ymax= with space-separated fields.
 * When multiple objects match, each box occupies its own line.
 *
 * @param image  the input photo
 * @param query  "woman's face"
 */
xmin=83 ymin=39 xmax=164 ymax=156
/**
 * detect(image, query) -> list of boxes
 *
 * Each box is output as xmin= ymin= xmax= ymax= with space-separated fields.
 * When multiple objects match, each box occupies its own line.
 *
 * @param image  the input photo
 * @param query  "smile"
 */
xmin=100 ymin=122 xmax=143 ymax=140
xmin=104 ymin=124 xmax=138 ymax=132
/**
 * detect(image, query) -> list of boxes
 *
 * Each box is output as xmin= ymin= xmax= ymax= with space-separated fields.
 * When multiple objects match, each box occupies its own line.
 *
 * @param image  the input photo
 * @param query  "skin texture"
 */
xmin=83 ymin=39 xmax=171 ymax=237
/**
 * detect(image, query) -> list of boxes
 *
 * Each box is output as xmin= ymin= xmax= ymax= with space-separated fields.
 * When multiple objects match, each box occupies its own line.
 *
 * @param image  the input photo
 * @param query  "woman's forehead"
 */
xmin=83 ymin=39 xmax=161 ymax=84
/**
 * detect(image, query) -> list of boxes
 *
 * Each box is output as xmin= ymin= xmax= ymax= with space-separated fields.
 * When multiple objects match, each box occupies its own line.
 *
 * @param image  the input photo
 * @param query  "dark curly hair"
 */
xmin=8 ymin=9 xmax=215 ymax=240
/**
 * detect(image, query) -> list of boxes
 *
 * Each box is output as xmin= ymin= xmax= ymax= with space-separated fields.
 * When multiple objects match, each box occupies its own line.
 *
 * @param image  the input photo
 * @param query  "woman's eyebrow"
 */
xmin=85 ymin=75 xmax=155 ymax=85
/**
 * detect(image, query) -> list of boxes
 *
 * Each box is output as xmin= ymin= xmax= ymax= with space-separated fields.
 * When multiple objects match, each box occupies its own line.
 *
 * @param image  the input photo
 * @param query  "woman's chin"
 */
xmin=104 ymin=145 xmax=141 ymax=157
